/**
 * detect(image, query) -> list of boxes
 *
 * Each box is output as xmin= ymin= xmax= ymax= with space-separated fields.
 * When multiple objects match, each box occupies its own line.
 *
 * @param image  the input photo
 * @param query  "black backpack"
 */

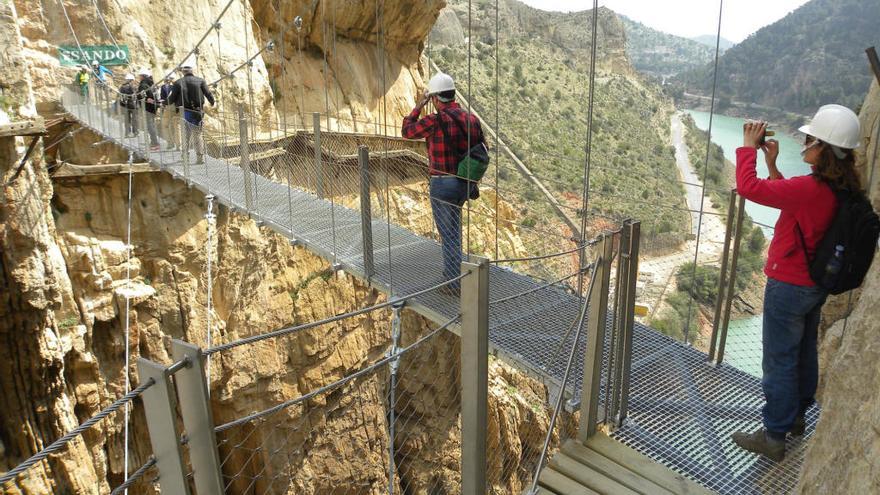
xmin=798 ymin=189 xmax=880 ymax=295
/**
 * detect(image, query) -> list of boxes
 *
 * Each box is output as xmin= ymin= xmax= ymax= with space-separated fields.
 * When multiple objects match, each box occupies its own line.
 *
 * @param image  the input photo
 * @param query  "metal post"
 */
xmin=239 ymin=105 xmax=253 ymax=211
xmin=461 ymin=257 xmax=489 ymax=495
xmin=359 ymin=145 xmax=375 ymax=281
xmin=180 ymin=109 xmax=189 ymax=180
xmin=578 ymin=233 xmax=613 ymax=441
xmin=137 ymin=358 xmax=192 ymax=495
xmin=171 ymin=340 xmax=225 ymax=495
xmin=616 ymin=221 xmax=640 ymax=426
xmin=709 ymin=189 xmax=738 ymax=361
xmin=609 ymin=222 xmax=631 ymax=424
xmin=313 ymin=112 xmax=324 ymax=199
xmin=716 ymin=194 xmax=747 ymax=364
xmin=387 ymin=301 xmax=404 ymax=494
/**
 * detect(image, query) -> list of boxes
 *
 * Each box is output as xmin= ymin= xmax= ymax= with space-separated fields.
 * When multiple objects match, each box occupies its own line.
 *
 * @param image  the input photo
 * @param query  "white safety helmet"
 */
xmin=91 ymin=60 xmax=99 ymax=67
xmin=180 ymin=58 xmax=196 ymax=72
xmin=798 ymin=104 xmax=861 ymax=150
xmin=125 ymin=73 xmax=135 ymax=81
xmin=426 ymin=72 xmax=455 ymax=95
xmin=138 ymin=68 xmax=151 ymax=77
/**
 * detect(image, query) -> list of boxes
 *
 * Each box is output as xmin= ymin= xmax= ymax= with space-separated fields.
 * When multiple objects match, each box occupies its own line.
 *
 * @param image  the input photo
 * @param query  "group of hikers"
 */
xmin=73 ymin=59 xmax=214 ymax=164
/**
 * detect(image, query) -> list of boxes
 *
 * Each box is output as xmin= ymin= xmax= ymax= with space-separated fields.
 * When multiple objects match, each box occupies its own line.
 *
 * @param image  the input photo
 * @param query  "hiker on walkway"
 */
xmin=402 ymin=72 xmax=485 ymax=296
xmin=73 ymin=65 xmax=90 ymax=102
xmin=90 ymin=60 xmax=113 ymax=84
xmin=118 ymin=73 xmax=138 ymax=137
xmin=168 ymin=60 xmax=215 ymax=165
xmin=731 ymin=105 xmax=864 ymax=462
xmin=137 ymin=68 xmax=160 ymax=151
xmin=90 ymin=60 xmax=113 ymax=104
xmin=159 ymin=75 xmax=179 ymax=150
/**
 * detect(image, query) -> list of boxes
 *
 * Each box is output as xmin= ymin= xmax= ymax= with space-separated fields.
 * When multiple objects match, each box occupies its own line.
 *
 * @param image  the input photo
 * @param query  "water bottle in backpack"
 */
xmin=820 ymin=245 xmax=845 ymax=288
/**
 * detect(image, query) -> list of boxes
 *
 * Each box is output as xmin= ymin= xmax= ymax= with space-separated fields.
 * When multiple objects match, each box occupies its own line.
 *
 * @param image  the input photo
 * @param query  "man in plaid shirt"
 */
xmin=402 ymin=73 xmax=484 ymax=296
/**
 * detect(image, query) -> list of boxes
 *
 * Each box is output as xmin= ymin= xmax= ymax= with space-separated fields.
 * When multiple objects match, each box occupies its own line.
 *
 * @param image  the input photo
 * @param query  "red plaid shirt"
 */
xmin=402 ymin=101 xmax=485 ymax=175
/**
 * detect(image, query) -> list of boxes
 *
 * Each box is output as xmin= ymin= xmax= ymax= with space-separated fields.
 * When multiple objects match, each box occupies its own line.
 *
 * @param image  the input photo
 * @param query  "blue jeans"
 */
xmin=430 ymin=176 xmax=469 ymax=286
xmin=761 ymin=277 xmax=827 ymax=437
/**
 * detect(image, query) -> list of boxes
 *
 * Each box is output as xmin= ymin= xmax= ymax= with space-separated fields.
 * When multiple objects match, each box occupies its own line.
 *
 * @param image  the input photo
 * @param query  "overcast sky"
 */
xmin=519 ymin=0 xmax=812 ymax=43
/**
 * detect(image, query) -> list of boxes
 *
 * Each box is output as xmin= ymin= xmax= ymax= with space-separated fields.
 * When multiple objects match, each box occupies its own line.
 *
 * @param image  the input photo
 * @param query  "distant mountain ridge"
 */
xmin=690 ymin=34 xmax=734 ymax=51
xmin=674 ymin=0 xmax=879 ymax=114
xmin=618 ymin=15 xmax=717 ymax=78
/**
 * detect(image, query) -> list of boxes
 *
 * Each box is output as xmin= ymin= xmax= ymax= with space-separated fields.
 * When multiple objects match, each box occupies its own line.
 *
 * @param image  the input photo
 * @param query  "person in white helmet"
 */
xmin=90 ymin=59 xmax=113 ymax=84
xmin=168 ymin=60 xmax=215 ymax=164
xmin=118 ymin=73 xmax=138 ymax=137
xmin=402 ymin=72 xmax=485 ymax=297
xmin=137 ymin=68 xmax=160 ymax=150
xmin=731 ymin=105 xmax=863 ymax=462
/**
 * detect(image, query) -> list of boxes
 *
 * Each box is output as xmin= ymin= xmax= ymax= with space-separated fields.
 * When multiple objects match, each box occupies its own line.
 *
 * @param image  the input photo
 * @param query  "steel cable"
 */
xmin=0 ymin=379 xmax=156 ymax=485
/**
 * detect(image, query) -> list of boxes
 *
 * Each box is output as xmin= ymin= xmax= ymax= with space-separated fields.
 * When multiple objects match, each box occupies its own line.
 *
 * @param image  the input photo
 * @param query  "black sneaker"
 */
xmin=790 ymin=415 xmax=806 ymax=437
xmin=732 ymin=429 xmax=785 ymax=462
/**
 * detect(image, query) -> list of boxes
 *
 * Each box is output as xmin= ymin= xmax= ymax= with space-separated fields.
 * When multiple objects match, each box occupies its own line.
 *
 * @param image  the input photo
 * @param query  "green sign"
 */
xmin=58 ymin=45 xmax=130 ymax=67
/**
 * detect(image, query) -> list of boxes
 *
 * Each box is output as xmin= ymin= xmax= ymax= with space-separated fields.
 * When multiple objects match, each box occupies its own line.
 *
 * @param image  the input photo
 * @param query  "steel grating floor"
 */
xmin=66 ymin=103 xmax=814 ymax=495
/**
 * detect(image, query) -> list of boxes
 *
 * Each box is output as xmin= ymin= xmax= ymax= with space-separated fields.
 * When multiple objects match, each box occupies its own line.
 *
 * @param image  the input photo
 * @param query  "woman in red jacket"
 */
xmin=731 ymin=104 xmax=862 ymax=462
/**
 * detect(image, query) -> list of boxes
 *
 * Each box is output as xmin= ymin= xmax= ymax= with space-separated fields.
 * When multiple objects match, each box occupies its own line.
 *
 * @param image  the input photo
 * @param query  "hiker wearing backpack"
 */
xmin=731 ymin=104 xmax=880 ymax=462
xmin=402 ymin=72 xmax=489 ymax=297
xmin=118 ymin=74 xmax=138 ymax=137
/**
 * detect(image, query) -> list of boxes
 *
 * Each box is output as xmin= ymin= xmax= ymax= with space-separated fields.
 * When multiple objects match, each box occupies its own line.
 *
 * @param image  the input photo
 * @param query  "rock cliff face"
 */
xmin=12 ymin=0 xmax=443 ymax=131
xmin=798 ymin=79 xmax=880 ymax=494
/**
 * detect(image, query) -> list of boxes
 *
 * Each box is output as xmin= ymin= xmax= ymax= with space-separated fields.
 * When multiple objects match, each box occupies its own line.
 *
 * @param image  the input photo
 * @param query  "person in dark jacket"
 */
xmin=118 ymin=73 xmax=138 ymax=137
xmin=731 ymin=105 xmax=862 ymax=462
xmin=137 ymin=68 xmax=160 ymax=150
xmin=158 ymin=75 xmax=179 ymax=149
xmin=401 ymin=72 xmax=484 ymax=296
xmin=168 ymin=60 xmax=215 ymax=164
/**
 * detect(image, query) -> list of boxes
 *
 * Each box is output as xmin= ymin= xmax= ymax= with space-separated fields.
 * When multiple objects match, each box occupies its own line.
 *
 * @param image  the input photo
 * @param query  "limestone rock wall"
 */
xmin=798 ymin=79 xmax=880 ymax=493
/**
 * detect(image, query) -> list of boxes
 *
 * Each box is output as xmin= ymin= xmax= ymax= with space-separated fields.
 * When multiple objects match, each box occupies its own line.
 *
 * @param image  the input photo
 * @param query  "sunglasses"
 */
xmin=804 ymin=135 xmax=816 ymax=145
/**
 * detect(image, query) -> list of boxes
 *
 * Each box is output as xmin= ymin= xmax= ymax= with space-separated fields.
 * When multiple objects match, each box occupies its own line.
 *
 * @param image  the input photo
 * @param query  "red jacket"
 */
xmin=735 ymin=147 xmax=837 ymax=286
xmin=402 ymin=101 xmax=484 ymax=175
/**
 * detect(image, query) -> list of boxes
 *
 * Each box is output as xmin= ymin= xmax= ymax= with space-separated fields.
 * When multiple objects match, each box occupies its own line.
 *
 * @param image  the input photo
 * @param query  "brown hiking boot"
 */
xmin=732 ymin=429 xmax=785 ymax=462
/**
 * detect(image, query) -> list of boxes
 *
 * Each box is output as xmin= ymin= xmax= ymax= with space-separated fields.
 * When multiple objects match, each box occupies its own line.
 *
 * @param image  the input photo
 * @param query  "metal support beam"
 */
xmin=616 ymin=220 xmax=640 ymax=425
xmin=461 ymin=257 xmax=489 ymax=495
xmin=137 ymin=358 xmax=191 ymax=495
xmin=171 ymin=340 xmax=224 ymax=495
xmin=313 ymin=112 xmax=324 ymax=199
xmin=709 ymin=190 xmax=738 ymax=362
xmin=239 ymin=105 xmax=253 ymax=211
xmin=578 ymin=233 xmax=613 ymax=441
xmin=716 ymin=195 xmax=747 ymax=364
xmin=358 ymin=145 xmax=375 ymax=281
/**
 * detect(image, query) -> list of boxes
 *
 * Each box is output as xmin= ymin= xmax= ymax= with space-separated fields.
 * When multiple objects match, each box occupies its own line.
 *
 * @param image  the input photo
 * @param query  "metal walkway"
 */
xmin=63 ymin=102 xmax=814 ymax=495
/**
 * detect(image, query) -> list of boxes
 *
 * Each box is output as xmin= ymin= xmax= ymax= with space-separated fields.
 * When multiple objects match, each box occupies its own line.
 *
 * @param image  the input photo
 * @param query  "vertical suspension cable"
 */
xmin=377 ymin=0 xmax=394 ymax=294
xmin=205 ymin=195 xmax=215 ymax=395
xmin=493 ymin=0 xmax=499 ymax=260
xmin=465 ymin=0 xmax=472 ymax=258
xmin=683 ymin=0 xmax=724 ymax=345
xmin=122 ymin=151 xmax=134 ymax=493
xmin=576 ymin=0 xmax=600 ymax=297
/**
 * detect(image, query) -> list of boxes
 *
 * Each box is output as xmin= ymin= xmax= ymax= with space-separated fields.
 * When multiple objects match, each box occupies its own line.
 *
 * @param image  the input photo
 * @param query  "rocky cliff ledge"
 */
xmin=798 ymin=79 xmax=880 ymax=493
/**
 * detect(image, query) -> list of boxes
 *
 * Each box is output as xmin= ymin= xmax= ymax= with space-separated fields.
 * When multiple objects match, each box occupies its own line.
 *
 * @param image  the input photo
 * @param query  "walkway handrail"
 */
xmin=214 ymin=314 xmax=461 ymax=433
xmin=204 ymin=272 xmax=471 ymax=356
xmin=0 ymin=379 xmax=156 ymax=485
xmin=527 ymin=259 xmax=599 ymax=495
xmin=109 ymin=457 xmax=157 ymax=495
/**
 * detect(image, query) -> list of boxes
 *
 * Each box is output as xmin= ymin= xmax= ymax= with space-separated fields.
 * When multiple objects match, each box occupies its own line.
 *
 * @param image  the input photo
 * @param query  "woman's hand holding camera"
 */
xmin=743 ymin=121 xmax=767 ymax=149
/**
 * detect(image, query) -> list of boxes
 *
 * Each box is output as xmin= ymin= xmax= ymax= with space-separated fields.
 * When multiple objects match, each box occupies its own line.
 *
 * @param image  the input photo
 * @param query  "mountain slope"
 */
xmin=691 ymin=35 xmax=734 ymax=51
xmin=675 ymin=0 xmax=879 ymax=114
xmin=619 ymin=16 xmax=717 ymax=77
xmin=429 ymin=0 xmax=689 ymax=246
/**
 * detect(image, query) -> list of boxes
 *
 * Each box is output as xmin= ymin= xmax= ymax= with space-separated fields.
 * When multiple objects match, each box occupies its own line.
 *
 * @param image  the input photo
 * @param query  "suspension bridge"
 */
xmin=0 ymin=0 xmax=828 ymax=492
xmin=18 ymin=89 xmax=809 ymax=494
